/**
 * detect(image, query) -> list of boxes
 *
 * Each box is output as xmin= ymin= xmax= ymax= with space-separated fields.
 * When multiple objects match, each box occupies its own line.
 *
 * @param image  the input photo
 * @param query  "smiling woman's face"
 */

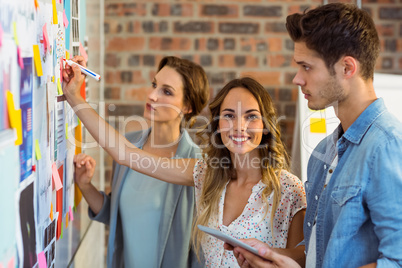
xmin=218 ymin=87 xmax=264 ymax=157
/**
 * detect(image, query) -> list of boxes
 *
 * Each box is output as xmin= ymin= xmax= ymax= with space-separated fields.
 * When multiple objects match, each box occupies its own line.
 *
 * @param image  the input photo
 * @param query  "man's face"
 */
xmin=292 ymin=42 xmax=346 ymax=110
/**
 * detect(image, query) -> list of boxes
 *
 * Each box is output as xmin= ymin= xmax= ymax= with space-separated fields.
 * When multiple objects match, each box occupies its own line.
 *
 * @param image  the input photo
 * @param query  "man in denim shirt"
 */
xmin=229 ymin=3 xmax=402 ymax=268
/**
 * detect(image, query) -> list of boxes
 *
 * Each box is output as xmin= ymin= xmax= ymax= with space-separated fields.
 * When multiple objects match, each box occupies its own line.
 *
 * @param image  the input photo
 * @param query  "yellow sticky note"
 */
xmin=6 ymin=91 xmax=23 ymax=145
xmin=65 ymin=123 xmax=68 ymax=139
xmin=33 ymin=45 xmax=43 ymax=77
xmin=65 ymin=51 xmax=70 ymax=60
xmin=52 ymin=0 xmax=58 ymax=24
xmin=13 ymin=22 xmax=18 ymax=45
xmin=35 ymin=139 xmax=42 ymax=160
xmin=57 ymin=78 xmax=63 ymax=95
xmin=50 ymin=203 xmax=54 ymax=220
xmin=310 ymin=118 xmax=327 ymax=133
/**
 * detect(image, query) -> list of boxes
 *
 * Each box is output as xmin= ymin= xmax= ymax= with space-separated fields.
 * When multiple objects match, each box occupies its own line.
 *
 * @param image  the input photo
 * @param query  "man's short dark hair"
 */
xmin=286 ymin=3 xmax=380 ymax=80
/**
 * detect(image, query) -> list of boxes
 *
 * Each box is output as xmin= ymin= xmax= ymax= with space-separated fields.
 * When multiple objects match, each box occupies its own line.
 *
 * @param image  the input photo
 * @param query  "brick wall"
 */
xmin=95 ymin=0 xmax=402 ymax=186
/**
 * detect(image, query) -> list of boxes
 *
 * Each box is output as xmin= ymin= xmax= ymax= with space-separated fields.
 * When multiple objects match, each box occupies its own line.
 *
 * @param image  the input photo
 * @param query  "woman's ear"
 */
xmin=263 ymin=128 xmax=269 ymax=135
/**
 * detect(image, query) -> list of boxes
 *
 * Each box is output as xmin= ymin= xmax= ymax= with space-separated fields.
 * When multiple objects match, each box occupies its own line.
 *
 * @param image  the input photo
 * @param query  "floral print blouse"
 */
xmin=193 ymin=159 xmax=307 ymax=267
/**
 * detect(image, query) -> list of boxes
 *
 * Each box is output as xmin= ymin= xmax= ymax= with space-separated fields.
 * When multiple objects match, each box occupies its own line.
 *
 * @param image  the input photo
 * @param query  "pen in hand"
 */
xmin=63 ymin=59 xmax=101 ymax=81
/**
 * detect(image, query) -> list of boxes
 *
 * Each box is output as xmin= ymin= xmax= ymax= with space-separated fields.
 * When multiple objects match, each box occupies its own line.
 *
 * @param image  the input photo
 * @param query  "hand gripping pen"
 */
xmin=63 ymin=59 xmax=101 ymax=81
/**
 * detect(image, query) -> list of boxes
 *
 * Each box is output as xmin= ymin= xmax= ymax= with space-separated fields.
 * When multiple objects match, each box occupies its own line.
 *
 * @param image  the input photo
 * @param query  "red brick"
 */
xmin=239 ymin=71 xmax=281 ymax=86
xmin=268 ymin=38 xmax=282 ymax=52
xmin=200 ymin=4 xmax=239 ymax=17
xmin=106 ymin=37 xmax=145 ymax=51
xmin=376 ymin=24 xmax=395 ymax=37
xmin=132 ymin=71 xmax=146 ymax=84
xmin=149 ymin=37 xmax=192 ymax=51
xmin=125 ymin=86 xmax=149 ymax=102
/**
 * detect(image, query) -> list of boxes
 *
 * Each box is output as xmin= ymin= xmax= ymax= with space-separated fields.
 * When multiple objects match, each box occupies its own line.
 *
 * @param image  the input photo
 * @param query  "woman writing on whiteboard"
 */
xmin=64 ymin=57 xmax=306 ymax=267
xmin=72 ymin=56 xmax=209 ymax=268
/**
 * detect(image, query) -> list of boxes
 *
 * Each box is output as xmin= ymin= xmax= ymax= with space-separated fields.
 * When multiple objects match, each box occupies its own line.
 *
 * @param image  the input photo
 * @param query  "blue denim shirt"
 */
xmin=304 ymin=98 xmax=402 ymax=267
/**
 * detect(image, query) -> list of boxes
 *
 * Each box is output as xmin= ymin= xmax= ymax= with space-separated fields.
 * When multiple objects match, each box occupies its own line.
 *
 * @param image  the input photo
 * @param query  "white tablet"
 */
xmin=198 ymin=225 xmax=259 ymax=255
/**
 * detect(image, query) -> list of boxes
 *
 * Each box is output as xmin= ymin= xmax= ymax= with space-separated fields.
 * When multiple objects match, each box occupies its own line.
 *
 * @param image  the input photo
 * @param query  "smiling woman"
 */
xmin=62 ymin=64 xmax=306 ymax=267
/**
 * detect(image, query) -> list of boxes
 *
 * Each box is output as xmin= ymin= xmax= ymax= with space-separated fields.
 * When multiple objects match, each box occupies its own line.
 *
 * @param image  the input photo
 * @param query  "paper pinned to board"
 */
xmin=309 ymin=118 xmax=327 ymax=133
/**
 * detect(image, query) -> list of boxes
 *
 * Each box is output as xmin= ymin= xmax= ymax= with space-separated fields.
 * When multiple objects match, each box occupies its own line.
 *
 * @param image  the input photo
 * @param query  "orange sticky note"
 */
xmin=37 ymin=252 xmax=47 ymax=268
xmin=65 ymin=51 xmax=69 ymax=60
xmin=69 ymin=206 xmax=74 ymax=221
xmin=57 ymin=78 xmax=63 ymax=95
xmin=52 ymin=163 xmax=63 ymax=191
xmin=6 ymin=91 xmax=22 ymax=145
xmin=35 ymin=139 xmax=42 ymax=160
xmin=34 ymin=0 xmax=39 ymax=10
xmin=310 ymin=118 xmax=327 ymax=133
xmin=65 ymin=213 xmax=69 ymax=228
xmin=52 ymin=0 xmax=58 ymax=24
xmin=50 ymin=203 xmax=54 ymax=220
xmin=79 ymin=42 xmax=88 ymax=62
xmin=33 ymin=45 xmax=43 ymax=77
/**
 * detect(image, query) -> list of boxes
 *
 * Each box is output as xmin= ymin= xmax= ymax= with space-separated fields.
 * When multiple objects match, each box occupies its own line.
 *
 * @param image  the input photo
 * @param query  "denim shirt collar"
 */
xmin=341 ymin=98 xmax=386 ymax=145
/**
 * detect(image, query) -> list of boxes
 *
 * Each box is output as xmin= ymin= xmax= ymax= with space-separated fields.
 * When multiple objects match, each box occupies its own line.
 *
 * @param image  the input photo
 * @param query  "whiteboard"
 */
xmin=292 ymin=73 xmax=402 ymax=182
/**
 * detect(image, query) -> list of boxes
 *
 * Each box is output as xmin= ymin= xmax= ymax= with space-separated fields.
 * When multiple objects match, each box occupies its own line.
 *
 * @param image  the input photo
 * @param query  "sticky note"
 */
xmin=13 ymin=22 xmax=18 ymax=45
xmin=69 ymin=206 xmax=74 ymax=221
xmin=35 ymin=139 xmax=42 ymax=160
xmin=7 ymin=258 xmax=14 ymax=268
xmin=33 ymin=45 xmax=43 ymax=77
xmin=57 ymin=78 xmax=63 ymax=95
xmin=65 ymin=213 xmax=69 ymax=228
xmin=37 ymin=252 xmax=47 ymax=268
xmin=6 ymin=91 xmax=22 ymax=145
xmin=79 ymin=42 xmax=88 ymax=62
xmin=60 ymin=221 xmax=63 ymax=239
xmin=43 ymin=24 xmax=50 ymax=53
xmin=17 ymin=46 xmax=24 ymax=69
xmin=65 ymin=123 xmax=68 ymax=139
xmin=65 ymin=51 xmax=70 ymax=60
xmin=310 ymin=118 xmax=327 ymax=133
xmin=50 ymin=203 xmax=54 ymax=220
xmin=60 ymin=60 xmax=63 ymax=83
xmin=52 ymin=163 xmax=63 ymax=191
xmin=0 ymin=23 xmax=3 ymax=48
xmin=63 ymin=10 xmax=69 ymax=28
xmin=34 ymin=0 xmax=39 ymax=10
xmin=52 ymin=0 xmax=58 ymax=24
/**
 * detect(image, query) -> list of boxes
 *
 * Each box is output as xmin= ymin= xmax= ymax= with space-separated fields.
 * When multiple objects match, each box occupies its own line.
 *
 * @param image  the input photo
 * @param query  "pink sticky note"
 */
xmin=7 ymin=258 xmax=14 ymax=268
xmin=60 ymin=59 xmax=63 ymax=83
xmin=17 ymin=46 xmax=24 ymax=69
xmin=63 ymin=11 xmax=69 ymax=28
xmin=52 ymin=163 xmax=63 ymax=191
xmin=69 ymin=206 xmax=74 ymax=221
xmin=43 ymin=24 xmax=50 ymax=53
xmin=38 ymin=252 xmax=47 ymax=268
xmin=79 ymin=42 xmax=88 ymax=62
xmin=0 ymin=23 xmax=3 ymax=48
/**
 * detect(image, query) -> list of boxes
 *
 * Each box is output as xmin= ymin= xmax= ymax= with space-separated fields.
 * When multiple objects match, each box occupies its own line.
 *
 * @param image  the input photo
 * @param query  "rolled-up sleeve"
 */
xmin=88 ymin=191 xmax=112 ymax=226
xmin=367 ymin=138 xmax=402 ymax=267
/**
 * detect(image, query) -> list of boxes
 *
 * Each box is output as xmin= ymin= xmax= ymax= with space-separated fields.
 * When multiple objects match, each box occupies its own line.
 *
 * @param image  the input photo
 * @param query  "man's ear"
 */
xmin=342 ymin=56 xmax=357 ymax=78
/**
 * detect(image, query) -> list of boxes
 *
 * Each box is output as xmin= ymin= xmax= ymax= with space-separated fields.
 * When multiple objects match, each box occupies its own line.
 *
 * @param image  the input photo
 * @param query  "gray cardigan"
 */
xmin=88 ymin=129 xmax=205 ymax=268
